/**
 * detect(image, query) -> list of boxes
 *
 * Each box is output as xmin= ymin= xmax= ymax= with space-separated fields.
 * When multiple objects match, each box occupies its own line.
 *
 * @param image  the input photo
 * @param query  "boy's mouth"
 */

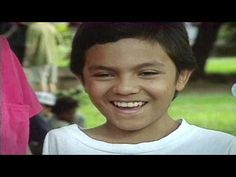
xmin=110 ymin=101 xmax=147 ymax=109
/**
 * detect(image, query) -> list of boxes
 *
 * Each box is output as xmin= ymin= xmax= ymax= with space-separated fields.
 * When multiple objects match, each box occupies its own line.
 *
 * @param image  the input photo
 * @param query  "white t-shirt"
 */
xmin=42 ymin=119 xmax=236 ymax=155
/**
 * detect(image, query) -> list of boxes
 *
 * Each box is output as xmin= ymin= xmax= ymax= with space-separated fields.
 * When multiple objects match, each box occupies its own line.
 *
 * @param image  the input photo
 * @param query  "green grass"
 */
xmin=77 ymin=91 xmax=236 ymax=136
xmin=205 ymin=57 xmax=236 ymax=74
xmin=170 ymin=92 xmax=236 ymax=136
xmin=77 ymin=91 xmax=106 ymax=128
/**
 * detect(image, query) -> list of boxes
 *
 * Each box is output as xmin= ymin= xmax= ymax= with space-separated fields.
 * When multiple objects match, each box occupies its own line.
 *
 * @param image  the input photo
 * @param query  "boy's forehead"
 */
xmin=84 ymin=38 xmax=174 ymax=70
xmin=86 ymin=38 xmax=169 ymax=61
xmin=88 ymin=38 xmax=160 ymax=50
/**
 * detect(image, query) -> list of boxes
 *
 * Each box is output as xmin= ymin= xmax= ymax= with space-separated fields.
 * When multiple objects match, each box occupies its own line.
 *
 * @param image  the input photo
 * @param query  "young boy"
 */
xmin=43 ymin=22 xmax=236 ymax=155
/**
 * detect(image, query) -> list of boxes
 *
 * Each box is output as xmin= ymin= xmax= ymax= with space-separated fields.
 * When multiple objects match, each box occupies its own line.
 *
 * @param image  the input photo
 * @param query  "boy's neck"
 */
xmin=85 ymin=116 xmax=181 ymax=144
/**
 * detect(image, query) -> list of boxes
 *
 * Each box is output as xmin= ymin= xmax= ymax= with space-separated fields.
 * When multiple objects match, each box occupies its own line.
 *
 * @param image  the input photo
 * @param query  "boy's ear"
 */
xmin=176 ymin=70 xmax=193 ymax=91
xmin=78 ymin=75 xmax=84 ymax=85
xmin=78 ymin=75 xmax=88 ymax=93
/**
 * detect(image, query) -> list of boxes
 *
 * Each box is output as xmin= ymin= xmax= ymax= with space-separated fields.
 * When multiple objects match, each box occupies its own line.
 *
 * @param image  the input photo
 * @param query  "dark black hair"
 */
xmin=70 ymin=22 xmax=197 ymax=76
xmin=52 ymin=96 xmax=79 ymax=115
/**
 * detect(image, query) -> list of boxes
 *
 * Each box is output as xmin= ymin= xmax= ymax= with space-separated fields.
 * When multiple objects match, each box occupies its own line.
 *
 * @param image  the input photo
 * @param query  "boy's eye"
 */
xmin=93 ymin=73 xmax=115 ymax=80
xmin=94 ymin=73 xmax=113 ymax=77
xmin=139 ymin=71 xmax=160 ymax=77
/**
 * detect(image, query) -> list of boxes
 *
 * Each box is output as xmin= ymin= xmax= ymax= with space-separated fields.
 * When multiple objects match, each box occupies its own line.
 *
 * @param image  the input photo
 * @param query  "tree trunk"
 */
xmin=192 ymin=22 xmax=223 ymax=79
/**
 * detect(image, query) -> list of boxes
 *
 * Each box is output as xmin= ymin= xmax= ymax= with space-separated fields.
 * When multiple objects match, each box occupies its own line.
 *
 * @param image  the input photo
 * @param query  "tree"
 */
xmin=192 ymin=22 xmax=223 ymax=79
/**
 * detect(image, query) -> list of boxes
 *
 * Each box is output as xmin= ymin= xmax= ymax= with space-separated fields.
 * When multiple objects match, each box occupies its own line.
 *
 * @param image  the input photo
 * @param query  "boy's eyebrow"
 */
xmin=87 ymin=65 xmax=115 ymax=71
xmin=87 ymin=61 xmax=165 ymax=71
xmin=135 ymin=61 xmax=165 ymax=69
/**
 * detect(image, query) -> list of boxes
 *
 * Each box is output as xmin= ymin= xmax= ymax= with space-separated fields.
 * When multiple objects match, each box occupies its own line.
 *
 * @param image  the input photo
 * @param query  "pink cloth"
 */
xmin=0 ymin=36 xmax=42 ymax=154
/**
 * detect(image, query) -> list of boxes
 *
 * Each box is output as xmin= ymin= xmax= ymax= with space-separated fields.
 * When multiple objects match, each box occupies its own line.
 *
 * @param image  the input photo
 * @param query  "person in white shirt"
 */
xmin=43 ymin=22 xmax=236 ymax=155
xmin=232 ymin=83 xmax=236 ymax=97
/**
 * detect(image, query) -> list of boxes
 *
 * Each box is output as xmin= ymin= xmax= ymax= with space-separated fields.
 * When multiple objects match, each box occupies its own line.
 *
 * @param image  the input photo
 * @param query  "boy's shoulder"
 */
xmin=47 ymin=124 xmax=82 ymax=138
xmin=175 ymin=120 xmax=236 ymax=154
xmin=183 ymin=120 xmax=236 ymax=146
xmin=183 ymin=119 xmax=235 ymax=139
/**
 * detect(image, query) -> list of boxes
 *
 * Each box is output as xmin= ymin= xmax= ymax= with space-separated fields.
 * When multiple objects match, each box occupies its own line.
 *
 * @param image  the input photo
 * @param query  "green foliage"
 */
xmin=76 ymin=91 xmax=106 ymax=128
xmin=218 ymin=22 xmax=236 ymax=43
xmin=54 ymin=23 xmax=76 ymax=67
xmin=205 ymin=57 xmax=236 ymax=74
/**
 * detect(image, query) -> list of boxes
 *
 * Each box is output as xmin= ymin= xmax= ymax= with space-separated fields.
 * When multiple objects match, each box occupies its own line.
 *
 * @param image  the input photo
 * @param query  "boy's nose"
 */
xmin=112 ymin=77 xmax=140 ymax=95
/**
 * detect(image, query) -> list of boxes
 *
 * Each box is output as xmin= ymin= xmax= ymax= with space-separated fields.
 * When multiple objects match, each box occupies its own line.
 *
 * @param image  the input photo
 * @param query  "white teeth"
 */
xmin=113 ymin=101 xmax=146 ymax=108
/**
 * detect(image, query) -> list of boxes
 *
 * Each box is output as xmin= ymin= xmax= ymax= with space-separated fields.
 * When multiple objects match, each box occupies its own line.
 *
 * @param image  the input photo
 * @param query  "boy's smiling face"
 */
xmin=82 ymin=38 xmax=192 ymax=131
